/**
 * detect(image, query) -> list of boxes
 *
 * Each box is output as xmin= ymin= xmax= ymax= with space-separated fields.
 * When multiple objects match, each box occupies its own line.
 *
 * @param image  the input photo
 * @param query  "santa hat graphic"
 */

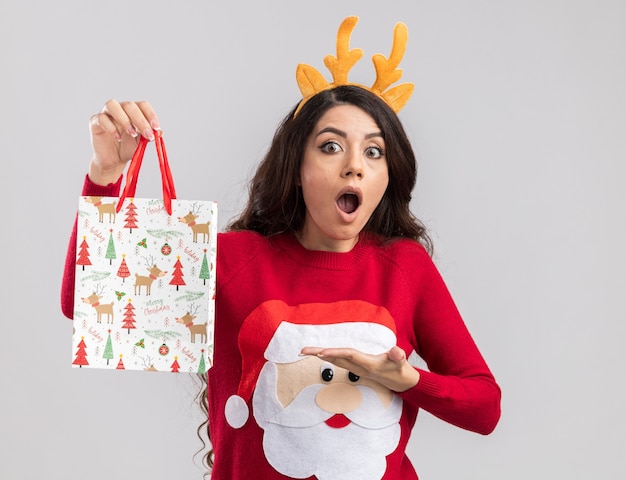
xmin=225 ymin=299 xmax=397 ymax=429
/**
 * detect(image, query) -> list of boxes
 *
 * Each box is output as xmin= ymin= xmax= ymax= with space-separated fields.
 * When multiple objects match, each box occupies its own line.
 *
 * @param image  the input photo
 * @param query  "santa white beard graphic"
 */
xmin=252 ymin=361 xmax=402 ymax=480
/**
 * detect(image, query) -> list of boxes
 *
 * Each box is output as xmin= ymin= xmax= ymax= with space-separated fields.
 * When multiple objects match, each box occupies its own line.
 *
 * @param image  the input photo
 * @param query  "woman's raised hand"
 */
xmin=88 ymin=100 xmax=160 ymax=186
xmin=299 ymin=345 xmax=420 ymax=393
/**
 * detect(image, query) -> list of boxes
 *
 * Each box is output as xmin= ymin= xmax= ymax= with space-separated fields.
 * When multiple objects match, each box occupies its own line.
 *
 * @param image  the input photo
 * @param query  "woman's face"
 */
xmin=298 ymin=104 xmax=389 ymax=252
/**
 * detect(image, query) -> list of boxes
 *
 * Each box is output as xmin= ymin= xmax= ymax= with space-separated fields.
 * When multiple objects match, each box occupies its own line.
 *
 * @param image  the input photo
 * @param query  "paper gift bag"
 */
xmin=72 ymin=131 xmax=217 ymax=373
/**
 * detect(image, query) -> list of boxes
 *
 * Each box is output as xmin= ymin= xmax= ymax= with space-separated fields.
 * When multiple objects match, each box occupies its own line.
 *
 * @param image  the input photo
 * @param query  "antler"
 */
xmin=296 ymin=17 xmax=362 ymax=101
xmin=324 ymin=16 xmax=364 ymax=85
xmin=371 ymin=22 xmax=408 ymax=93
xmin=190 ymin=202 xmax=202 ymax=216
xmin=141 ymin=356 xmax=154 ymax=367
xmin=142 ymin=255 xmax=156 ymax=267
xmin=188 ymin=303 xmax=201 ymax=316
xmin=94 ymin=283 xmax=105 ymax=296
xmin=371 ymin=22 xmax=414 ymax=112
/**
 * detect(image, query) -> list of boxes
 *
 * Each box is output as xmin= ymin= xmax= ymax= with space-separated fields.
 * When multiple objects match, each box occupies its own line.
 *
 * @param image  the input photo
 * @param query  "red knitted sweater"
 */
xmin=61 ymin=175 xmax=500 ymax=480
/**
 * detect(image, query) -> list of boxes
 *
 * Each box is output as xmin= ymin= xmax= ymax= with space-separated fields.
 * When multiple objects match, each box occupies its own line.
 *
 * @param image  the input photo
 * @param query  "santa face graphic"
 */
xmin=224 ymin=300 xmax=404 ymax=480
xmin=253 ymin=356 xmax=402 ymax=480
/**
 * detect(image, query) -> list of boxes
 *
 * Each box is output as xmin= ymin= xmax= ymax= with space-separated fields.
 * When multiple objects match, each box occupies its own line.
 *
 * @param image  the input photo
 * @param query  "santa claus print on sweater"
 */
xmin=225 ymin=300 xmax=403 ymax=480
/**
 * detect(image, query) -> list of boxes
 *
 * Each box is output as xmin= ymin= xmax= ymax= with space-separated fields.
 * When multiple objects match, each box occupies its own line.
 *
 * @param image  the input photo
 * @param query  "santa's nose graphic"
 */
xmin=316 ymin=383 xmax=362 ymax=428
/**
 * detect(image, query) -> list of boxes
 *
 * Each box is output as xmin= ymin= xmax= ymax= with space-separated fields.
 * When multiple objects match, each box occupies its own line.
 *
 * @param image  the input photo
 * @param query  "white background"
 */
xmin=1 ymin=1 xmax=625 ymax=479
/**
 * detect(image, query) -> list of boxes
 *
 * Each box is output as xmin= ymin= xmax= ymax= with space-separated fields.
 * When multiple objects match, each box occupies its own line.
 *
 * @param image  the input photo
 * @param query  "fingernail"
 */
xmin=151 ymin=119 xmax=161 ymax=130
xmin=127 ymin=126 xmax=138 ymax=138
xmin=143 ymin=128 xmax=155 ymax=141
xmin=114 ymin=131 xmax=122 ymax=142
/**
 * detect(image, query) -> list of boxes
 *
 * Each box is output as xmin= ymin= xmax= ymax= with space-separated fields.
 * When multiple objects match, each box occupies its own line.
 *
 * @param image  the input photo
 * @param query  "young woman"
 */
xmin=61 ymin=19 xmax=500 ymax=480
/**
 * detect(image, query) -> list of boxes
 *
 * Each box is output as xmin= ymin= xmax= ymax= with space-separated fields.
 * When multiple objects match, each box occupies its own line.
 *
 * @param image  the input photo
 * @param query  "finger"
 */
xmin=300 ymin=346 xmax=324 ymax=356
xmin=118 ymin=101 xmax=155 ymax=140
xmin=100 ymin=99 xmax=137 ymax=139
xmin=300 ymin=347 xmax=360 ymax=363
xmin=136 ymin=101 xmax=161 ymax=131
xmin=387 ymin=346 xmax=407 ymax=364
xmin=90 ymin=112 xmax=123 ymax=142
xmin=309 ymin=347 xmax=360 ymax=359
xmin=300 ymin=346 xmax=350 ymax=365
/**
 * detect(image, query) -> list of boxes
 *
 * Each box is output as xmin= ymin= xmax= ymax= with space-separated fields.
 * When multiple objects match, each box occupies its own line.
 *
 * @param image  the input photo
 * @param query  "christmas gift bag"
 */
xmin=72 ymin=131 xmax=217 ymax=373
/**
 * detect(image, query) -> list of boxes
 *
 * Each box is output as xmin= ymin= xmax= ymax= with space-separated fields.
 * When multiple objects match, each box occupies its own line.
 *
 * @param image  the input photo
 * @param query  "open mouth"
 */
xmin=337 ymin=192 xmax=360 ymax=214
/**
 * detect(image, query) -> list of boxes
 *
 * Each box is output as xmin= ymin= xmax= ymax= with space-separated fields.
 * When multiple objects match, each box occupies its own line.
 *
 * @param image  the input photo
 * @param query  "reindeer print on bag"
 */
xmin=73 ymin=196 xmax=217 ymax=372
xmin=84 ymin=196 xmax=117 ymax=223
xmin=178 ymin=203 xmax=211 ymax=243
xmin=175 ymin=304 xmax=208 ymax=343
xmin=134 ymin=255 xmax=167 ymax=295
xmin=81 ymin=283 xmax=114 ymax=323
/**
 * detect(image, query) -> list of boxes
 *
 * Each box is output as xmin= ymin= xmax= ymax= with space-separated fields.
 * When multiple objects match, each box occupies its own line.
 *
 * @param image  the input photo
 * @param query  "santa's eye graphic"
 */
xmin=321 ymin=364 xmax=334 ymax=382
xmin=348 ymin=372 xmax=360 ymax=383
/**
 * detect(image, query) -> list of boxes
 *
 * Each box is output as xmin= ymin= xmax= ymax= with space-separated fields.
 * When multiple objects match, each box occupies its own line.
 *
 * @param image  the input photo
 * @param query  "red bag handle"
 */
xmin=116 ymin=130 xmax=177 ymax=214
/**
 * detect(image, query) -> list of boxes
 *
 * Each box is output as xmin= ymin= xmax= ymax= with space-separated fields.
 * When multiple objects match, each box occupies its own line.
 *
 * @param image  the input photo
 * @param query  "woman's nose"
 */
xmin=341 ymin=150 xmax=364 ymax=178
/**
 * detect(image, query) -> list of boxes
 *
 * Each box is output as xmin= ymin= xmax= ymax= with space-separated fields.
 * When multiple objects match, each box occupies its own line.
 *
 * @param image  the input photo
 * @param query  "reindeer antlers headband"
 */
xmin=294 ymin=16 xmax=414 ymax=116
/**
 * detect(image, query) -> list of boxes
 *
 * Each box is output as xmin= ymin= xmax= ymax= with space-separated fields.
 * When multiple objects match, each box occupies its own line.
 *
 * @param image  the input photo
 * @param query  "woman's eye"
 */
xmin=365 ymin=146 xmax=384 ymax=159
xmin=321 ymin=367 xmax=334 ymax=382
xmin=348 ymin=372 xmax=360 ymax=383
xmin=320 ymin=141 xmax=342 ymax=154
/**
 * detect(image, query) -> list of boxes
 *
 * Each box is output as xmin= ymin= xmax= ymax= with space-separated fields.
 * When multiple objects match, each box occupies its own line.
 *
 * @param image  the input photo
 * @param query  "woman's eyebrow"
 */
xmin=316 ymin=127 xmax=383 ymax=140
xmin=316 ymin=127 xmax=347 ymax=138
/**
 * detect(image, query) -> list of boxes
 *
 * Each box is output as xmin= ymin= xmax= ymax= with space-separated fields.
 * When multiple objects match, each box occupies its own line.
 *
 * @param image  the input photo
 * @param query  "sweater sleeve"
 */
xmin=397 ymin=252 xmax=501 ymax=435
xmin=60 ymin=174 xmax=123 ymax=319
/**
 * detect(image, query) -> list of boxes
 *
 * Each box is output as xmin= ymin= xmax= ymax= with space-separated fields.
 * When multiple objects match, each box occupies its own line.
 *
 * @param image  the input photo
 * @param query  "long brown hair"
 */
xmin=198 ymin=85 xmax=432 ymax=475
xmin=228 ymin=85 xmax=433 ymax=254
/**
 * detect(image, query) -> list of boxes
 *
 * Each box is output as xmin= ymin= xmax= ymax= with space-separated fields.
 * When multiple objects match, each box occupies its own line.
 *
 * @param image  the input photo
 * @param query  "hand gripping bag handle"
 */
xmin=116 ymin=130 xmax=177 ymax=214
